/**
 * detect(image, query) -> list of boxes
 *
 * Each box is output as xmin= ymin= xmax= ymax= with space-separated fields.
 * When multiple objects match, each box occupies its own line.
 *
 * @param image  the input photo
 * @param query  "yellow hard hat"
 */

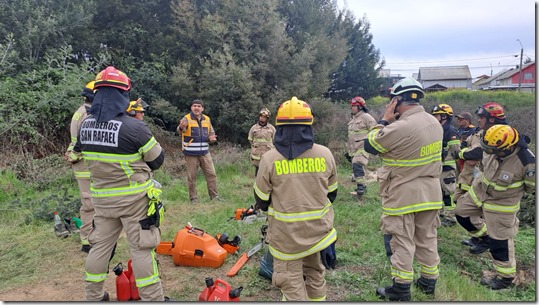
xmin=275 ymin=97 xmax=313 ymax=126
xmin=81 ymin=81 xmax=96 ymax=101
xmin=481 ymin=124 xmax=519 ymax=154
xmin=431 ymin=103 xmax=453 ymax=116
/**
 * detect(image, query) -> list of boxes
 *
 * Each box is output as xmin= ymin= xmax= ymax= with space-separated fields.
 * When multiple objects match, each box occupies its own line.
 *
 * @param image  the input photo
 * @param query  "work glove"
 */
xmin=320 ymin=241 xmax=336 ymax=270
xmin=344 ymin=152 xmax=352 ymax=163
xmin=141 ymin=184 xmax=165 ymax=228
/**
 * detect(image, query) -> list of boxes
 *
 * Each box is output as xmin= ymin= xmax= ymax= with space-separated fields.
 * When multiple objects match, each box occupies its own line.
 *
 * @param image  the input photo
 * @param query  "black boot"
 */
xmin=461 ymin=237 xmax=479 ymax=247
xmin=480 ymin=276 xmax=514 ymax=290
xmin=414 ymin=277 xmax=436 ymax=295
xmin=100 ymin=291 xmax=109 ymax=301
xmin=356 ymin=183 xmax=366 ymax=197
xmin=376 ymin=281 xmax=411 ymax=301
xmin=469 ymin=236 xmax=492 ymax=254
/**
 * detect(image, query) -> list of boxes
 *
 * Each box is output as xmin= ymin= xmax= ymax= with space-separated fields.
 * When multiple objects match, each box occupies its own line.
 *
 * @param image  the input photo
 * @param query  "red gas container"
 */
xmin=127 ymin=259 xmax=141 ymax=300
xmin=113 ymin=263 xmax=131 ymax=301
xmin=207 ymin=279 xmax=242 ymax=302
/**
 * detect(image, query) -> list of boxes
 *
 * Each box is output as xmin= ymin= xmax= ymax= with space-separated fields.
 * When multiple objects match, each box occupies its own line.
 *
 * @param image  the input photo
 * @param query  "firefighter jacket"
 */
xmin=248 ymin=122 xmax=276 ymax=163
xmin=254 ymin=144 xmax=338 ymax=261
xmin=181 ymin=112 xmax=215 ymax=156
xmin=441 ymin=123 xmax=460 ymax=170
xmin=456 ymin=127 xmax=482 ymax=190
xmin=364 ymin=106 xmax=444 ymax=216
xmin=346 ymin=110 xmax=377 ymax=157
xmin=72 ymin=114 xmax=165 ymax=207
xmin=467 ymin=144 xmax=535 ymax=214
xmin=66 ymin=102 xmax=91 ymax=179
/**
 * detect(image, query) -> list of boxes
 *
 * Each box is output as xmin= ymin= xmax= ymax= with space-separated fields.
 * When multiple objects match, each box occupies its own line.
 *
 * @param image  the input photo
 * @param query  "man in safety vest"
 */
xmin=70 ymin=66 xmax=167 ymax=301
xmin=455 ymin=125 xmax=535 ymax=290
xmin=177 ymin=99 xmax=219 ymax=203
xmin=254 ymin=97 xmax=338 ymax=301
xmin=456 ymin=102 xmax=507 ymax=250
xmin=364 ymin=77 xmax=443 ymax=301
xmin=65 ymin=80 xmax=95 ymax=253
xmin=248 ymin=108 xmax=276 ymax=177
xmin=430 ymin=103 xmax=460 ymax=226
xmin=346 ymin=96 xmax=377 ymax=199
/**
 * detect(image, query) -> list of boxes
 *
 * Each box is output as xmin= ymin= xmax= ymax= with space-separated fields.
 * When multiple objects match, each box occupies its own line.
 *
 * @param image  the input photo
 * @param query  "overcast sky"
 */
xmin=337 ymin=0 xmax=536 ymax=78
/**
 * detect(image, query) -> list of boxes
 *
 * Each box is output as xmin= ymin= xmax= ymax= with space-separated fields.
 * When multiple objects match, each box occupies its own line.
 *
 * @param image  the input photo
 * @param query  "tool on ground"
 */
xmin=226 ymin=224 xmax=267 ymax=277
xmin=215 ymin=233 xmax=241 ymax=254
xmin=53 ymin=211 xmax=70 ymax=238
xmin=199 ymin=277 xmax=243 ymax=301
xmin=156 ymin=223 xmax=227 ymax=268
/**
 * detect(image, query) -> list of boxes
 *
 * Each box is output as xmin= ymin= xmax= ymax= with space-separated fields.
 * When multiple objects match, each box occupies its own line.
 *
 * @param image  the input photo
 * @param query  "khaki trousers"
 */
xmin=272 ymin=253 xmax=326 ymax=301
xmin=185 ymin=154 xmax=218 ymax=201
xmin=85 ymin=196 xmax=164 ymax=301
xmin=454 ymin=192 xmax=486 ymax=235
xmin=381 ymin=210 xmax=441 ymax=284
xmin=77 ymin=177 xmax=93 ymax=243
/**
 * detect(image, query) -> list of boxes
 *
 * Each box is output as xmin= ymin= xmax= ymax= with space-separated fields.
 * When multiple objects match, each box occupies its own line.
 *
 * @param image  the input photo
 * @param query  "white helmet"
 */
xmin=390 ymin=77 xmax=424 ymax=101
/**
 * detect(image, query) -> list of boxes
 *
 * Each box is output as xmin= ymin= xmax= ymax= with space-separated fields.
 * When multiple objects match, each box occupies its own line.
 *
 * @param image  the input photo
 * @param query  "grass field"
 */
xmin=0 ymin=143 xmax=535 ymax=301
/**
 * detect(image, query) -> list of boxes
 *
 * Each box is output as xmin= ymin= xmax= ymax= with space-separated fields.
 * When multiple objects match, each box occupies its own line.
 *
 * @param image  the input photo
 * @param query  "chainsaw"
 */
xmin=226 ymin=224 xmax=268 ymax=277
xmin=228 ymin=205 xmax=267 ymax=223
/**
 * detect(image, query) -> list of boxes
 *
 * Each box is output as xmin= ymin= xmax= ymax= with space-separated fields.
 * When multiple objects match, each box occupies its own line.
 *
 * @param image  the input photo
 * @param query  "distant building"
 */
xmin=417 ymin=65 xmax=472 ymax=92
xmin=473 ymin=61 xmax=535 ymax=92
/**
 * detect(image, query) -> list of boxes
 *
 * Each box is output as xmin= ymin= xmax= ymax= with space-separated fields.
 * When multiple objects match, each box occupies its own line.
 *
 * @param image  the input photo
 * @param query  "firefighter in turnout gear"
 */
xmin=127 ymin=98 xmax=148 ymax=121
xmin=177 ymin=99 xmax=219 ymax=203
xmin=346 ymin=96 xmax=377 ymax=199
xmin=65 ymin=80 xmax=95 ymax=253
xmin=254 ymin=97 xmax=338 ymax=301
xmin=364 ymin=77 xmax=443 ymax=301
xmin=430 ymin=103 xmax=460 ymax=226
xmin=455 ymin=125 xmax=535 ymax=290
xmin=248 ymin=108 xmax=276 ymax=177
xmin=456 ymin=102 xmax=507 ymax=249
xmin=70 ymin=66 xmax=167 ymax=301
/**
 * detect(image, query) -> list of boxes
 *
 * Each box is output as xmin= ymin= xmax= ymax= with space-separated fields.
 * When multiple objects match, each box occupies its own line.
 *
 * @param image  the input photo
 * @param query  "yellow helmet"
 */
xmin=259 ymin=108 xmax=271 ymax=118
xmin=275 ymin=97 xmax=313 ymax=126
xmin=81 ymin=81 xmax=96 ymax=101
xmin=126 ymin=99 xmax=148 ymax=115
xmin=431 ymin=103 xmax=453 ymax=116
xmin=481 ymin=124 xmax=519 ymax=154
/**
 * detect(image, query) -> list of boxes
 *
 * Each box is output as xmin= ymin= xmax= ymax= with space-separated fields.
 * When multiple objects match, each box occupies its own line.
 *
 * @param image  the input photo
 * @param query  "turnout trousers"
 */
xmin=85 ymin=196 xmax=164 ymax=301
xmin=381 ymin=210 xmax=441 ymax=284
xmin=454 ymin=193 xmax=518 ymax=278
xmin=185 ymin=154 xmax=218 ymax=201
xmin=272 ymin=253 xmax=326 ymax=301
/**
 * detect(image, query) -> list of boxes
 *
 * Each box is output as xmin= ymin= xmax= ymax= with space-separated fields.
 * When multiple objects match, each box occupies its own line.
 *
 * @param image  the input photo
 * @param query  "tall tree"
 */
xmin=327 ymin=11 xmax=385 ymax=101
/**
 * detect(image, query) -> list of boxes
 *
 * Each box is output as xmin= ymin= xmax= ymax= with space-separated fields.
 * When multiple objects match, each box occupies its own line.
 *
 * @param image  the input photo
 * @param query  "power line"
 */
xmin=387 ymin=54 xmax=522 ymax=65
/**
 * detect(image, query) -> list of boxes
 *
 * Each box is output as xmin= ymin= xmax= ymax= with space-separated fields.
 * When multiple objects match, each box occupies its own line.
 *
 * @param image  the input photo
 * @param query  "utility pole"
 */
xmin=517 ymin=39 xmax=523 ymax=91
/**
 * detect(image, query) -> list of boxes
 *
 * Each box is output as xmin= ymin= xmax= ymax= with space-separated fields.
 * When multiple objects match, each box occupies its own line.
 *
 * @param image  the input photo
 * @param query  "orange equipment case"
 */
xmin=156 ymin=225 xmax=227 ymax=268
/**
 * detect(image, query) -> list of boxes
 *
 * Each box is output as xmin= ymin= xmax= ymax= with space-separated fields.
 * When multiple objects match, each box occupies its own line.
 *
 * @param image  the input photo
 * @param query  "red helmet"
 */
xmin=476 ymin=102 xmax=505 ymax=119
xmin=350 ymin=96 xmax=366 ymax=107
xmin=94 ymin=66 xmax=131 ymax=91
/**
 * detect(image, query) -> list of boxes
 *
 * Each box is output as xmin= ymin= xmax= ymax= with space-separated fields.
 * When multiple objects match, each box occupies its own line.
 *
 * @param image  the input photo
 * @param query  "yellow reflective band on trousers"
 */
xmin=382 ymin=201 xmax=443 ymax=216
xmin=91 ymin=179 xmax=153 ymax=198
xmin=391 ymin=267 xmax=414 ymax=281
xmin=268 ymin=201 xmax=332 ymax=222
xmin=446 ymin=140 xmax=460 ymax=147
xmin=74 ymin=170 xmax=91 ymax=179
xmin=367 ymin=129 xmax=389 ymax=154
xmin=495 ymin=265 xmax=516 ymax=276
xmin=85 ymin=271 xmax=107 ymax=283
xmin=382 ymin=154 xmax=441 ymax=167
xmin=420 ymin=264 xmax=439 ymax=276
xmin=135 ymin=250 xmax=160 ymax=288
xmin=138 ymin=137 xmax=158 ymax=155
xmin=442 ymin=160 xmax=456 ymax=167
xmin=471 ymin=223 xmax=488 ymax=237
xmin=309 ymin=295 xmax=327 ymax=301
xmin=525 ymin=180 xmax=536 ymax=187
xmin=254 ymin=183 xmax=270 ymax=201
xmin=459 ymin=183 xmax=470 ymax=191
xmin=82 ymin=151 xmax=142 ymax=163
xmin=269 ymin=228 xmax=337 ymax=261
xmin=481 ymin=176 xmax=524 ymax=191
xmin=468 ymin=186 xmax=520 ymax=213
xmin=328 ymin=181 xmax=338 ymax=193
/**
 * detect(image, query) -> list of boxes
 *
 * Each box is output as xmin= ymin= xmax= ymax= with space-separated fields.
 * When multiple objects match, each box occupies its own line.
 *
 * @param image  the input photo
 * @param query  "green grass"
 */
xmin=0 ymin=150 xmax=535 ymax=301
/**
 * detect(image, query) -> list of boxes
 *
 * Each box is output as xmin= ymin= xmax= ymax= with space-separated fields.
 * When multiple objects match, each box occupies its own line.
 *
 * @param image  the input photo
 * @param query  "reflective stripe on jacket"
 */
xmin=365 ymin=106 xmax=444 ymax=215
